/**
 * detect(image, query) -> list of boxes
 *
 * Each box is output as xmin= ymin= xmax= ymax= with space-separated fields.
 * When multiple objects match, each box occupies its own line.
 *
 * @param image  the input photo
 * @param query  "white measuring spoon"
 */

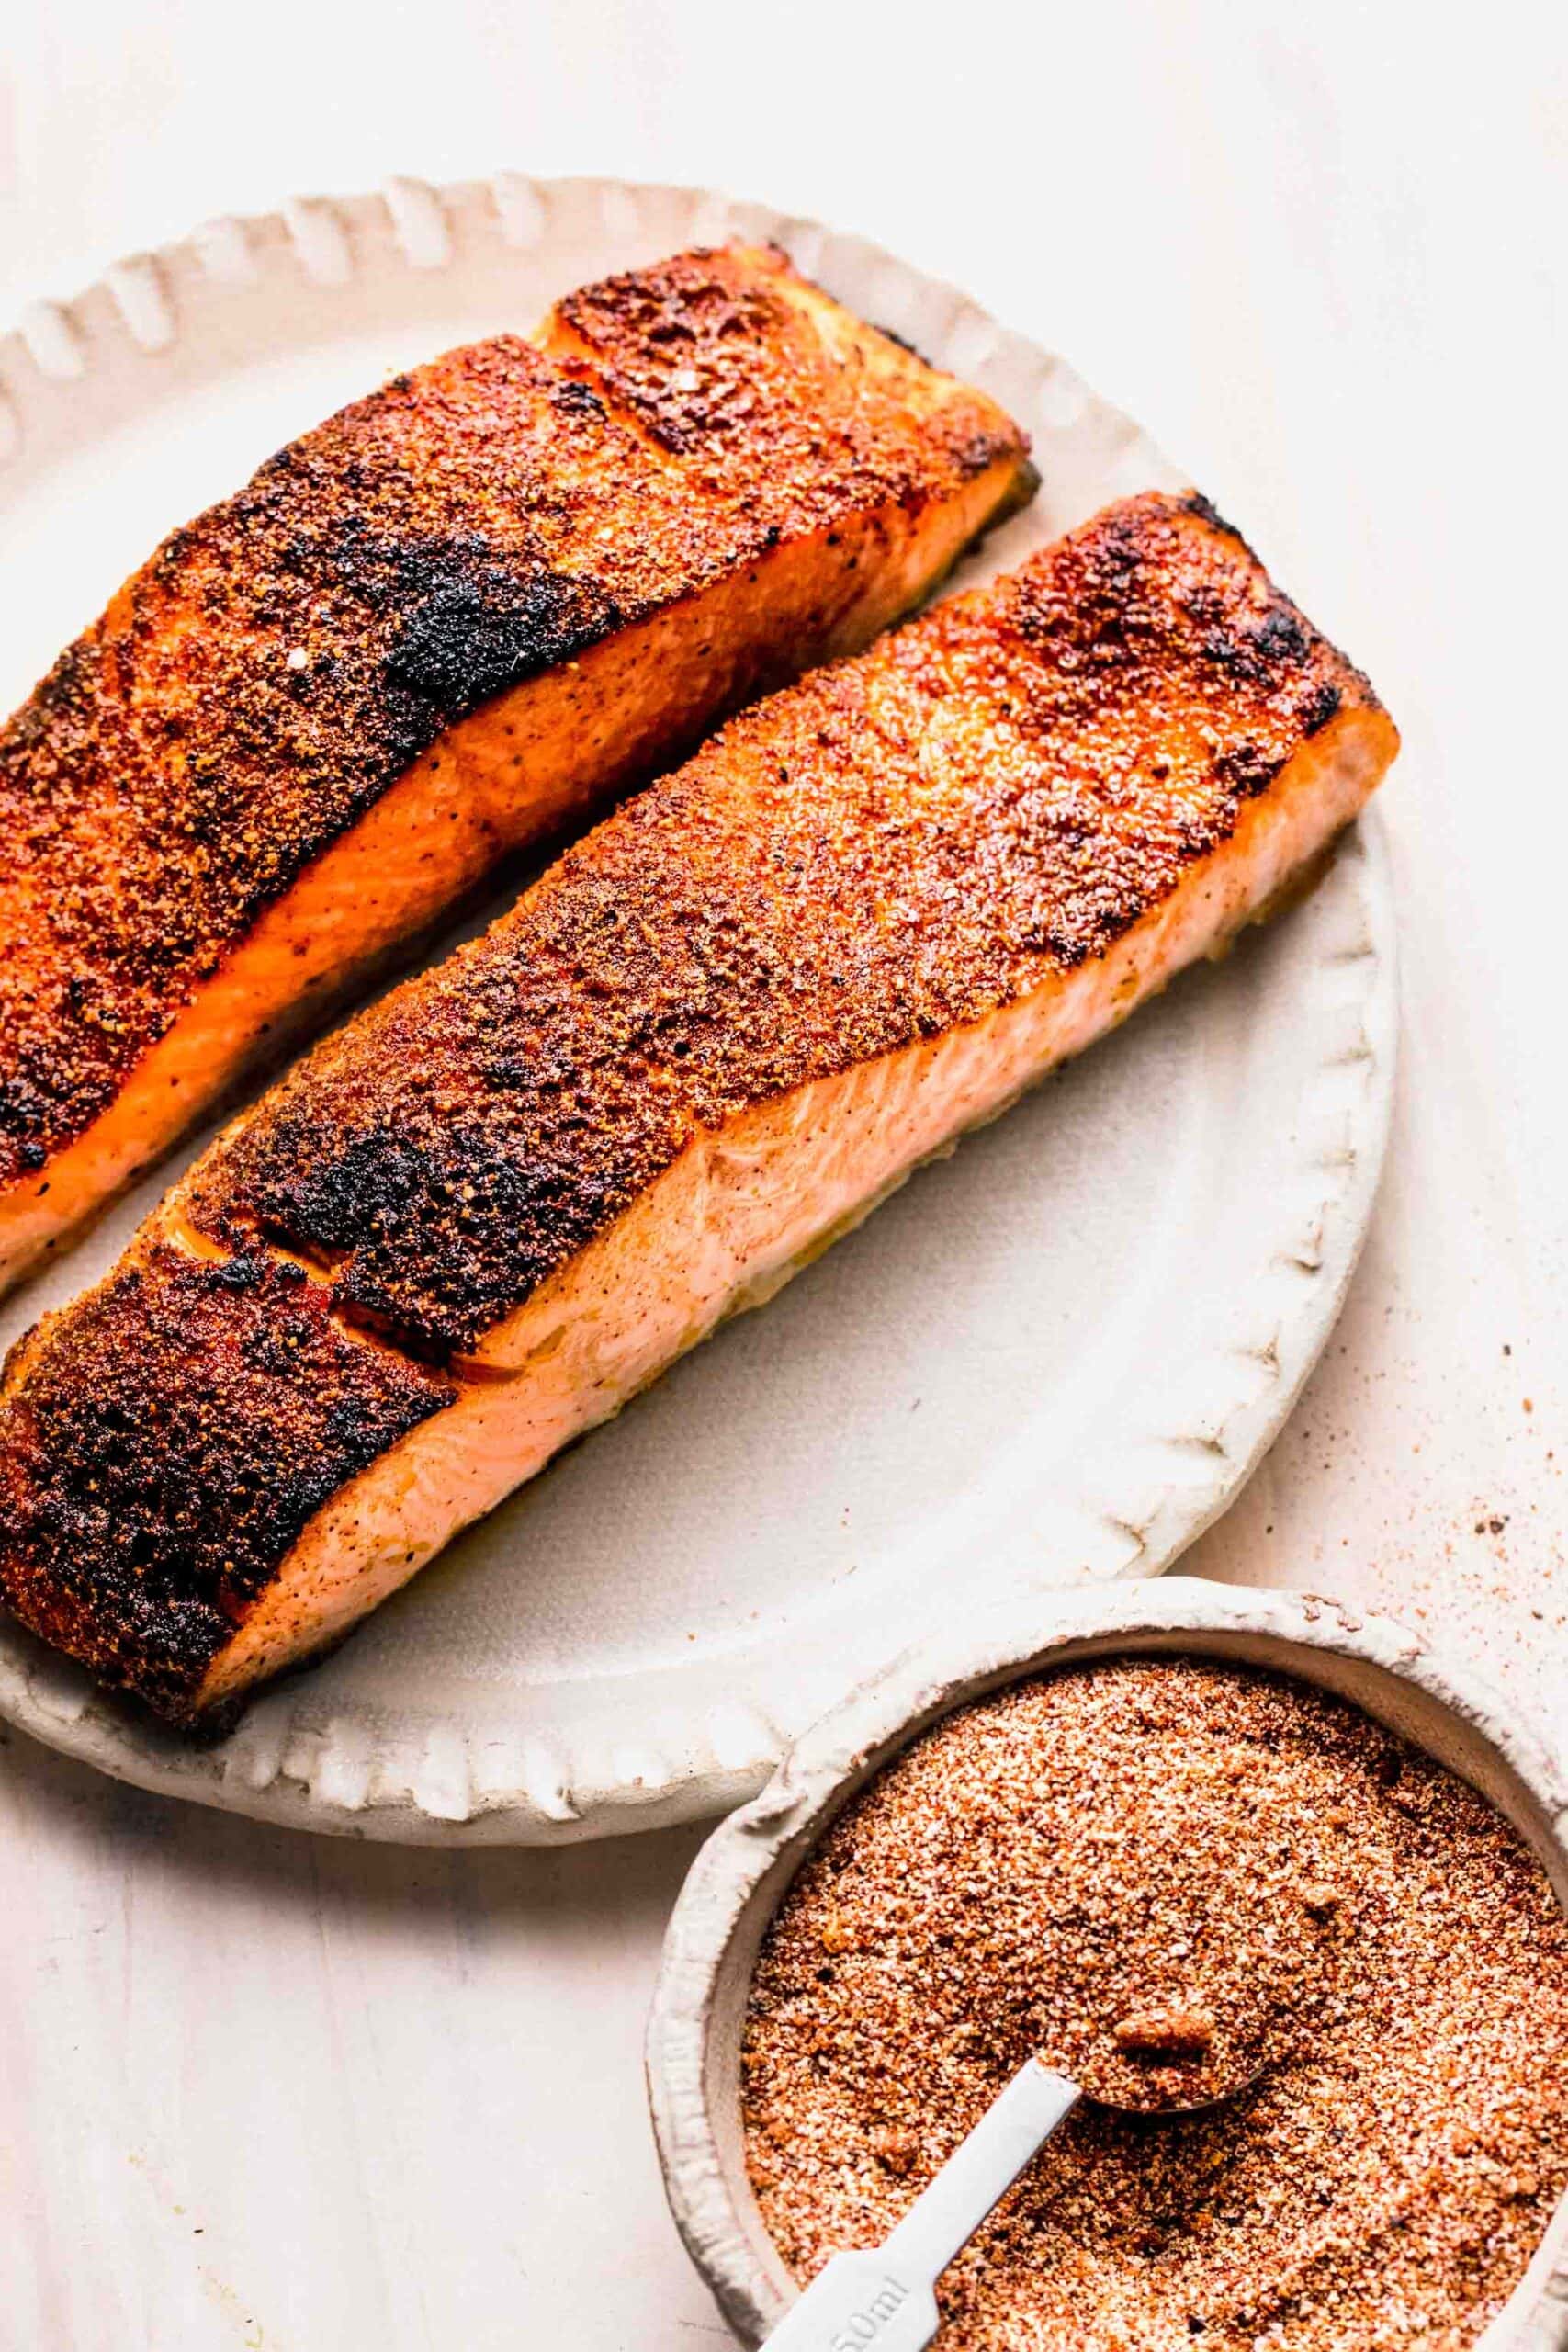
xmin=761 ymin=2047 xmax=1267 ymax=2349
xmin=761 ymin=2060 xmax=1079 ymax=2352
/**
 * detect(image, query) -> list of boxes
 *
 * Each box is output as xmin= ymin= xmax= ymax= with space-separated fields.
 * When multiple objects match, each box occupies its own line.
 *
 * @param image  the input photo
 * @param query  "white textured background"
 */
xmin=0 ymin=4 xmax=1563 ymax=2346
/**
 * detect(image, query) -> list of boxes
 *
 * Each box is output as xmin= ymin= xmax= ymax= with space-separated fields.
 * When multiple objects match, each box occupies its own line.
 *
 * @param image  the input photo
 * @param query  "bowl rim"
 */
xmin=647 ymin=1577 xmax=1568 ymax=2348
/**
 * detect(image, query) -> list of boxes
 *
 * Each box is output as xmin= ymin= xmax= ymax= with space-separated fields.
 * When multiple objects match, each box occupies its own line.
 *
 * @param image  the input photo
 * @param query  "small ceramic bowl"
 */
xmin=647 ymin=1578 xmax=1568 ymax=2348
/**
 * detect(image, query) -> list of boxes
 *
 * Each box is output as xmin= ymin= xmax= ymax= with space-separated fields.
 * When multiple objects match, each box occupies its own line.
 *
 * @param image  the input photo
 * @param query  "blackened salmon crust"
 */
xmin=189 ymin=491 xmax=1384 ymax=1356
xmin=0 ymin=245 xmax=1023 ymax=1192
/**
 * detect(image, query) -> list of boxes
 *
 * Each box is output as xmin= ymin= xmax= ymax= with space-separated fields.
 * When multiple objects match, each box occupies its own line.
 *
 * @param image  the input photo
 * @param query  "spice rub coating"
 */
xmin=744 ymin=1658 xmax=1568 ymax=2352
xmin=0 ymin=1248 xmax=453 ymax=1716
xmin=0 ymin=492 xmax=1397 ymax=1719
xmin=0 ymin=243 xmax=1026 ymax=1230
xmin=187 ymin=491 xmax=1389 ymax=1355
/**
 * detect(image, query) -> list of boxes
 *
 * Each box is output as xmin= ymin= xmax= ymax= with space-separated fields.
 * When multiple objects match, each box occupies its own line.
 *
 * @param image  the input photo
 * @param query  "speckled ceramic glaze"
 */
xmin=648 ymin=1580 xmax=1568 ymax=2347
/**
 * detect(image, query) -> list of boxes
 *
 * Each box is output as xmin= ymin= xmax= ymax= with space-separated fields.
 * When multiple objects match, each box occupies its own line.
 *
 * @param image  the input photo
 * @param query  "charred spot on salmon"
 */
xmin=548 ymin=378 xmax=608 ymax=423
xmin=209 ymin=1252 xmax=265 ymax=1293
xmin=246 ymin=1127 xmax=430 ymax=1258
xmin=1213 ymin=740 xmax=1283 ymax=799
xmin=0 ymin=1247 xmax=454 ymax=1718
xmin=1302 ymin=680 xmax=1344 ymax=735
xmin=385 ymin=560 xmax=622 ymax=718
xmin=872 ymin=321 xmax=928 ymax=361
xmin=1179 ymin=487 xmax=1247 ymax=547
xmin=1253 ymin=607 xmax=1310 ymax=666
xmin=0 ymin=1080 xmax=46 ymax=1140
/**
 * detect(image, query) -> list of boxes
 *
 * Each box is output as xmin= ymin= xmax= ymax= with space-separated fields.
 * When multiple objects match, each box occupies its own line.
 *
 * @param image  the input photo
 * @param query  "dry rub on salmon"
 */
xmin=0 ymin=492 xmax=1398 ymax=1722
xmin=0 ymin=244 xmax=1032 ymax=1295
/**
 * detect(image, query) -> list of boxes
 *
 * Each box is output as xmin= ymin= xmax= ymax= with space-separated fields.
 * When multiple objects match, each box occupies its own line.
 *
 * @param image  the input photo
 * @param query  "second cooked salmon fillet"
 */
xmin=0 ymin=243 xmax=1032 ymax=1295
xmin=0 ymin=492 xmax=1398 ymax=1722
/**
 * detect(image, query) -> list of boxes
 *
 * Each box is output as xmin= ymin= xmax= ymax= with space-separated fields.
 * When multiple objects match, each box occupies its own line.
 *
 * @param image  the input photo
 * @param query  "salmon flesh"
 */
xmin=0 ymin=244 xmax=1031 ymax=1294
xmin=0 ymin=492 xmax=1399 ymax=1721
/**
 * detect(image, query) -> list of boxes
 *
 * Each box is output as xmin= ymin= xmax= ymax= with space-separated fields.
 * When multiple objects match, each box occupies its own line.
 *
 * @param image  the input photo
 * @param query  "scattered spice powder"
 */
xmin=741 ymin=1658 xmax=1568 ymax=2349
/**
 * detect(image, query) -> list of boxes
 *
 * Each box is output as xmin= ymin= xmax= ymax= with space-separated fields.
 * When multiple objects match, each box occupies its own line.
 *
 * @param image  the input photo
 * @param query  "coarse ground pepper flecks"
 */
xmin=741 ymin=1657 xmax=1568 ymax=2351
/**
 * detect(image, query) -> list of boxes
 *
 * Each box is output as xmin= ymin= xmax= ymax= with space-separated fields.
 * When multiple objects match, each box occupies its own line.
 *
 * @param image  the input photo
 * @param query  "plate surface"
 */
xmin=0 ymin=176 xmax=1396 ymax=1841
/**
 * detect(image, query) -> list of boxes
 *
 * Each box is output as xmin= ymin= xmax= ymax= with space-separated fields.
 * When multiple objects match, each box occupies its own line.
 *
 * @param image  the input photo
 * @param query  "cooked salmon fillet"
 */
xmin=0 ymin=244 xmax=1031 ymax=1295
xmin=0 ymin=492 xmax=1398 ymax=1722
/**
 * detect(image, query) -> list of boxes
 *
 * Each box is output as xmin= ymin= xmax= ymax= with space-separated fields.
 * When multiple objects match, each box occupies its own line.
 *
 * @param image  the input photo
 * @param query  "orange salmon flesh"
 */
xmin=0 ymin=492 xmax=1398 ymax=1721
xmin=0 ymin=243 xmax=1031 ymax=1294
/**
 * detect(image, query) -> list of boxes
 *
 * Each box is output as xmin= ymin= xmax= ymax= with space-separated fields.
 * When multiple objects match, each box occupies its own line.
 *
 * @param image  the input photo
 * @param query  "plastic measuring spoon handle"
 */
xmin=763 ymin=2064 xmax=1080 ymax=2350
xmin=883 ymin=2062 xmax=1080 ymax=2280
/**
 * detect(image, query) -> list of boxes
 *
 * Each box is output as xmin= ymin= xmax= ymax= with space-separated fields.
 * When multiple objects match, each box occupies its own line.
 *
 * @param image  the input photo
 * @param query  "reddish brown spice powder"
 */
xmin=742 ymin=1658 xmax=1568 ymax=2350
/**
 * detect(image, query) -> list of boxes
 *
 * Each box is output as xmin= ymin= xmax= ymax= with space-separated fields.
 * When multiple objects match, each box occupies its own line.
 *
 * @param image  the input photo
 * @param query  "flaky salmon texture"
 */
xmin=0 ymin=492 xmax=1398 ymax=1723
xmin=0 ymin=243 xmax=1030 ymax=1293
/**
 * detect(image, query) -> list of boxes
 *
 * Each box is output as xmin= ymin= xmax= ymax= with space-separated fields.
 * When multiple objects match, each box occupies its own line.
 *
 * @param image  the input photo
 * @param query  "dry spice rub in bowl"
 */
xmin=648 ymin=1584 xmax=1568 ymax=2352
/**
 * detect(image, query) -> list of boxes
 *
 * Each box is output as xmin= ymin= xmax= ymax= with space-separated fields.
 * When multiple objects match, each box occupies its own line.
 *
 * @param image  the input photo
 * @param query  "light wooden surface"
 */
xmin=1 ymin=3 xmax=1563 ymax=2345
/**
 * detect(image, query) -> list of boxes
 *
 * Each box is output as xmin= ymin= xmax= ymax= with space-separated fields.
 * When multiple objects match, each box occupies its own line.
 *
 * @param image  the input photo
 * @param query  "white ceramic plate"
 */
xmin=0 ymin=176 xmax=1396 ymax=1843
